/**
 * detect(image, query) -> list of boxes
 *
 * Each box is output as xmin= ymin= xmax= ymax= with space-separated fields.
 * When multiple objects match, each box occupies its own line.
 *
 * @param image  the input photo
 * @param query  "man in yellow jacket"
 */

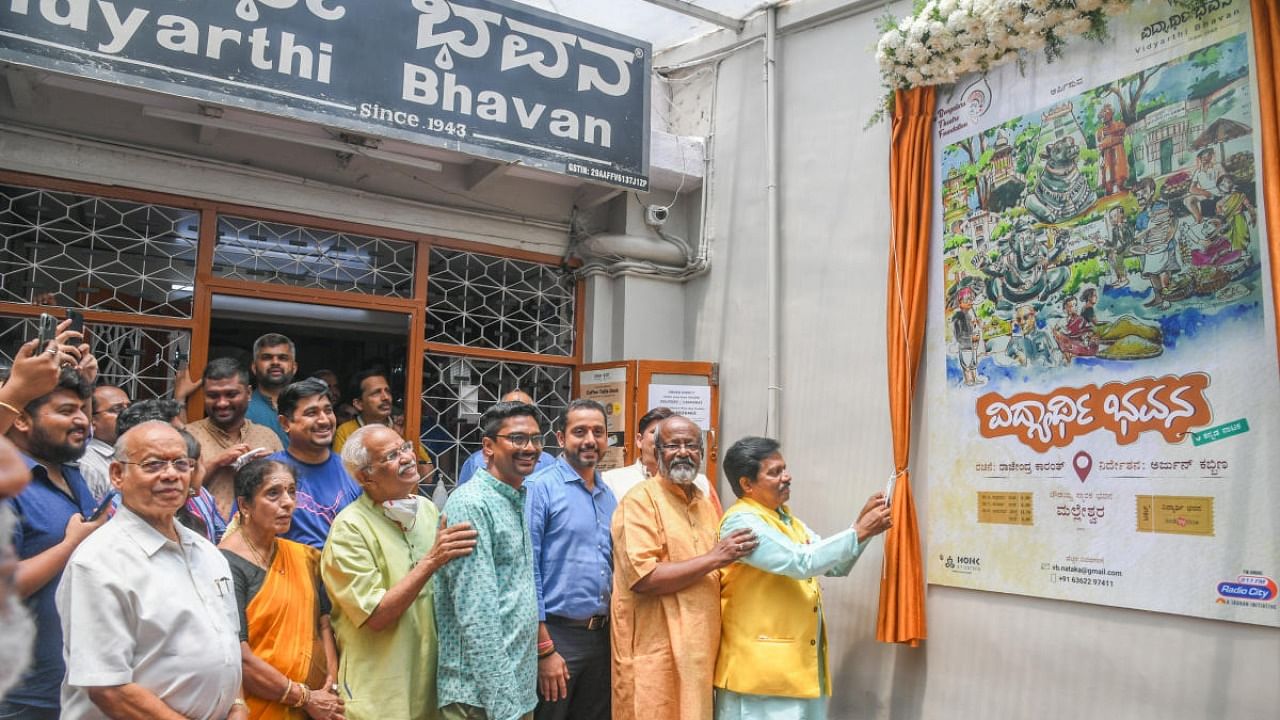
xmin=715 ymin=436 xmax=891 ymax=718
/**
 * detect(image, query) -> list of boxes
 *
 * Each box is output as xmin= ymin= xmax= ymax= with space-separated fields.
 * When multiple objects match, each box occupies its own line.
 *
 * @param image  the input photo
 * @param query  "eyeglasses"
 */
xmin=658 ymin=442 xmax=703 ymax=454
xmin=375 ymin=442 xmax=415 ymax=465
xmin=93 ymin=403 xmax=130 ymax=416
xmin=120 ymin=457 xmax=195 ymax=475
xmin=494 ymin=433 xmax=544 ymax=449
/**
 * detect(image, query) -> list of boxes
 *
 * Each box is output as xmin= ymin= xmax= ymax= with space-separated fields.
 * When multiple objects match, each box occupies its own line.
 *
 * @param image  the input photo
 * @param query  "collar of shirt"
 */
xmin=252 ymin=388 xmax=276 ymax=409
xmin=472 ymin=467 xmax=527 ymax=507
xmin=203 ymin=419 xmax=254 ymax=445
xmin=739 ymin=495 xmax=793 ymax=525
xmin=113 ymin=502 xmax=201 ymax=558
xmin=549 ymin=455 xmax=608 ymax=495
xmin=86 ymin=437 xmax=114 ymax=458
xmin=17 ymin=448 xmax=76 ymax=484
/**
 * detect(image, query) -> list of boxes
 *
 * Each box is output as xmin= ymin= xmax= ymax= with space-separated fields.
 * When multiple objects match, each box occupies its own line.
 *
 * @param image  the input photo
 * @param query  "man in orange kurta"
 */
xmin=609 ymin=416 xmax=758 ymax=720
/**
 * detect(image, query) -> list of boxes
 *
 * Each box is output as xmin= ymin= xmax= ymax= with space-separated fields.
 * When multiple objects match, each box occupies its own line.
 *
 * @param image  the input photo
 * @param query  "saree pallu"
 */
xmin=246 ymin=539 xmax=325 ymax=720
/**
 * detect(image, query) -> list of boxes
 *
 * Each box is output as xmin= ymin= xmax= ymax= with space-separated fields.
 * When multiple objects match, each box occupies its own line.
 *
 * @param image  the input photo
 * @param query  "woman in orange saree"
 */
xmin=220 ymin=458 xmax=344 ymax=720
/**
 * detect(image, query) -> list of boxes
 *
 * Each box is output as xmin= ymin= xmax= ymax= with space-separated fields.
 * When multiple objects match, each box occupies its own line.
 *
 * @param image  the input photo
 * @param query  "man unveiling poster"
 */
xmin=925 ymin=0 xmax=1278 ymax=626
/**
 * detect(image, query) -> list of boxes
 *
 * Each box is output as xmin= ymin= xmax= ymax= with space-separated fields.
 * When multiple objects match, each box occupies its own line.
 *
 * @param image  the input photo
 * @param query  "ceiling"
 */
xmin=518 ymin=0 xmax=767 ymax=52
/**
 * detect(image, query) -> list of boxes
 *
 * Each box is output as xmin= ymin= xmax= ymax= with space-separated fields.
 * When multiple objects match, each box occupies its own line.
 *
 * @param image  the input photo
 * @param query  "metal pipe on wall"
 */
xmin=764 ymin=3 xmax=782 ymax=439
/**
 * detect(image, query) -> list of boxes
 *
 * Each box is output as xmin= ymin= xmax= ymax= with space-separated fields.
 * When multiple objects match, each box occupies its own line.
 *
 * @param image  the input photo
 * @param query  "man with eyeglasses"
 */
xmin=267 ymin=379 xmax=361 ymax=549
xmin=57 ymin=420 xmax=247 ymax=720
xmin=1 ymin=369 xmax=104 ymax=719
xmin=323 ymin=423 xmax=477 ymax=720
xmin=525 ymin=399 xmax=617 ymax=720
xmin=455 ymin=390 xmax=556 ymax=487
xmin=602 ymin=406 xmax=722 ymax=512
xmin=611 ymin=416 xmax=757 ymax=720
xmin=78 ymin=385 xmax=130 ymax=503
xmin=435 ymin=401 xmax=543 ymax=720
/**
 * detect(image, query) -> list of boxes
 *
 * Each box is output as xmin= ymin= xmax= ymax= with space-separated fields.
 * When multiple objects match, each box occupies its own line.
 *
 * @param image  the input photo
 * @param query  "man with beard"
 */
xmin=77 ymin=385 xmax=130 ymax=503
xmin=245 ymin=333 xmax=297 ymax=447
xmin=435 ymin=401 xmax=542 ymax=720
xmin=267 ymin=379 xmax=360 ymax=549
xmin=610 ymin=416 xmax=757 ymax=720
xmin=323 ymin=423 xmax=477 ymax=720
xmin=57 ymin=421 xmax=246 ymax=720
xmin=603 ymin=406 xmax=721 ymax=511
xmin=332 ymin=370 xmax=432 ymax=470
xmin=524 ymin=399 xmax=617 ymax=720
xmin=1 ymin=370 xmax=106 ymax=719
xmin=186 ymin=359 xmax=282 ymax=520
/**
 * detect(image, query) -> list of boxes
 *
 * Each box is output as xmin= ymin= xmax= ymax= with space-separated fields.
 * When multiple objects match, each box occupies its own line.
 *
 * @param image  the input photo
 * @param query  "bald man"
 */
xmin=455 ymin=390 xmax=555 ymax=486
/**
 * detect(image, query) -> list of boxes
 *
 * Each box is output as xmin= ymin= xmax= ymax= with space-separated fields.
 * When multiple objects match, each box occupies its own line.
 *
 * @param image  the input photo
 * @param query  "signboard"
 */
xmin=580 ymin=366 xmax=627 ymax=471
xmin=0 ymin=0 xmax=651 ymax=189
xmin=648 ymin=384 xmax=711 ymax=431
xmin=925 ymin=0 xmax=1278 ymax=626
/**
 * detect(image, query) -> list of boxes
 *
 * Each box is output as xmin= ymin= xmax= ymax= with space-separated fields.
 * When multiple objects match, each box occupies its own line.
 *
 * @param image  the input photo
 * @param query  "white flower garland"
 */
xmin=875 ymin=0 xmax=1134 ymax=95
xmin=866 ymin=1 xmax=1233 ymax=123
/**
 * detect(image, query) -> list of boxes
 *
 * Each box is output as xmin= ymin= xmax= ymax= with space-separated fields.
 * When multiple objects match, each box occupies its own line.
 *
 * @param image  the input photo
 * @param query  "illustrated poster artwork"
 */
xmin=925 ymin=0 xmax=1278 ymax=626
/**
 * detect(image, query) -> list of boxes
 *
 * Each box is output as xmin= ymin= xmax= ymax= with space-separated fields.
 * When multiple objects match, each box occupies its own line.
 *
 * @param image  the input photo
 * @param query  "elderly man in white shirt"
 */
xmin=602 ymin=406 xmax=721 ymax=513
xmin=56 ymin=421 xmax=248 ymax=720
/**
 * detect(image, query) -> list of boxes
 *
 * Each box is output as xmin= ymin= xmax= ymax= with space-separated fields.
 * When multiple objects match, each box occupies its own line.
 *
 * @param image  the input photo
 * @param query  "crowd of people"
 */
xmin=0 ymin=324 xmax=893 ymax=720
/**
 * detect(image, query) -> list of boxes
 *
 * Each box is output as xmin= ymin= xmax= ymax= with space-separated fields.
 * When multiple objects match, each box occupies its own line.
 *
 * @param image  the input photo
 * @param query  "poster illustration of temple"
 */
xmin=941 ymin=33 xmax=1261 ymax=388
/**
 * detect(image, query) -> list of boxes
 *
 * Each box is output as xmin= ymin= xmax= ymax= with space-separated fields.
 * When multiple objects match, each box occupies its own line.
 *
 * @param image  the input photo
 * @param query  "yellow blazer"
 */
xmin=714 ymin=498 xmax=829 ymax=698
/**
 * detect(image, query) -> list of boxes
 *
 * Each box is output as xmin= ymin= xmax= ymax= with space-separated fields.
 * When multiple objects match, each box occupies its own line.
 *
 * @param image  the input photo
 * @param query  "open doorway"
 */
xmin=206 ymin=294 xmax=413 ymax=422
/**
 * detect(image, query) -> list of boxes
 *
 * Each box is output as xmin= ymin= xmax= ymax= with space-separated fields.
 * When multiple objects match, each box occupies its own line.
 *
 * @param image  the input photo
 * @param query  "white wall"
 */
xmin=671 ymin=3 xmax=1279 ymax=718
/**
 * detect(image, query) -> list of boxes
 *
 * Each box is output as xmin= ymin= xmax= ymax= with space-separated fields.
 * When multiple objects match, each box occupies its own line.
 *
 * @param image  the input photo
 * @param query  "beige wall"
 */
xmin=673 ymin=3 xmax=1280 ymax=718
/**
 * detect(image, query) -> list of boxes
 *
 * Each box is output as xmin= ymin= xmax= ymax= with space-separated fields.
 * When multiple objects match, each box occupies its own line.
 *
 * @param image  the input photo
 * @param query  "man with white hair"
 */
xmin=57 ymin=421 xmax=247 ymax=720
xmin=610 ymin=416 xmax=757 ymax=720
xmin=322 ymin=423 xmax=476 ymax=720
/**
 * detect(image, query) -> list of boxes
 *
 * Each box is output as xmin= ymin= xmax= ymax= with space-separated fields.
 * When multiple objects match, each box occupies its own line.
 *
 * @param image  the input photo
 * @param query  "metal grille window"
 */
xmin=0 ymin=184 xmax=198 ymax=317
xmin=215 ymin=215 xmax=415 ymax=297
xmin=426 ymin=248 xmax=575 ymax=355
xmin=419 ymin=353 xmax=571 ymax=488
xmin=0 ymin=315 xmax=190 ymax=401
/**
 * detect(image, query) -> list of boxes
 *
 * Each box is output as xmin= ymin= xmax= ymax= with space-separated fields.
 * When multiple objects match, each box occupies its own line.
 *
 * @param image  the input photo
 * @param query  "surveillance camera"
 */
xmin=645 ymin=205 xmax=669 ymax=227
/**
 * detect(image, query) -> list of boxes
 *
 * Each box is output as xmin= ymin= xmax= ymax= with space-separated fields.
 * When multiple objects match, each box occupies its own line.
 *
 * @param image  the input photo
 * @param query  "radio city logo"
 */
xmin=940 ymin=554 xmax=982 ymax=573
xmin=1216 ymin=574 xmax=1278 ymax=603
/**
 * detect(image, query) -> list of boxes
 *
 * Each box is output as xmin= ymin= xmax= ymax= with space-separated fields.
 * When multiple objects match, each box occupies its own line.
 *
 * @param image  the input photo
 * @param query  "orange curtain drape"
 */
xmin=1253 ymin=0 xmax=1280 ymax=363
xmin=878 ymin=87 xmax=934 ymax=647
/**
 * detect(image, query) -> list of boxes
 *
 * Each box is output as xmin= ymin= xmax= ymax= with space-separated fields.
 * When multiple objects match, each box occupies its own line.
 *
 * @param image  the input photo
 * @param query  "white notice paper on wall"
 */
xmin=648 ymin=385 xmax=711 ymax=430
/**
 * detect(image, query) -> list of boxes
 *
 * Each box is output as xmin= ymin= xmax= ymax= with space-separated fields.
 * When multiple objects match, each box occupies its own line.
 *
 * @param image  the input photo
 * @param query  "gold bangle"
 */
xmin=0 ymin=399 xmax=20 ymax=416
xmin=279 ymin=679 xmax=293 ymax=704
xmin=292 ymin=684 xmax=310 ymax=709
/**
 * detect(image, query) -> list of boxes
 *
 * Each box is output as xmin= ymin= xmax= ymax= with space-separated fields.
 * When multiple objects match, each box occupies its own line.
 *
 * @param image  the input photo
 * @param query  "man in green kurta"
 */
xmin=434 ymin=401 xmax=543 ymax=720
xmin=321 ymin=424 xmax=477 ymax=720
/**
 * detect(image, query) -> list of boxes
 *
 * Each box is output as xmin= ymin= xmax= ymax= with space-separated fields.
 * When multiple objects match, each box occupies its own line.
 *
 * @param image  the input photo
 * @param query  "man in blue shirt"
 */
xmin=456 ymin=390 xmax=555 ymax=487
xmin=525 ymin=399 xmax=617 ymax=720
xmin=268 ymin=378 xmax=360 ymax=549
xmin=245 ymin=333 xmax=296 ymax=447
xmin=2 ymin=369 xmax=105 ymax=719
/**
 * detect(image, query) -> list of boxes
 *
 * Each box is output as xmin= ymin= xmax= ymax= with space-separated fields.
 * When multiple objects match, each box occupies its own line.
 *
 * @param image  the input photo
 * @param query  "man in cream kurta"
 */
xmin=609 ymin=416 xmax=755 ymax=720
xmin=322 ymin=423 xmax=476 ymax=720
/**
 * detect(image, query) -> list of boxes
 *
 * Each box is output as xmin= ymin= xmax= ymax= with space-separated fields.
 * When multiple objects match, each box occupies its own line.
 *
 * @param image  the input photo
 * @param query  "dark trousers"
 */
xmin=0 ymin=702 xmax=59 ymax=720
xmin=534 ymin=622 xmax=611 ymax=720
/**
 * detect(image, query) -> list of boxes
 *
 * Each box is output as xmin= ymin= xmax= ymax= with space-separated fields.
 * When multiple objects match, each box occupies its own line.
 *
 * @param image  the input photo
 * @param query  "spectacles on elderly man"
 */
xmin=120 ymin=457 xmax=196 ymax=474
xmin=658 ymin=441 xmax=703 ymax=453
xmin=372 ymin=442 xmax=416 ymax=466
